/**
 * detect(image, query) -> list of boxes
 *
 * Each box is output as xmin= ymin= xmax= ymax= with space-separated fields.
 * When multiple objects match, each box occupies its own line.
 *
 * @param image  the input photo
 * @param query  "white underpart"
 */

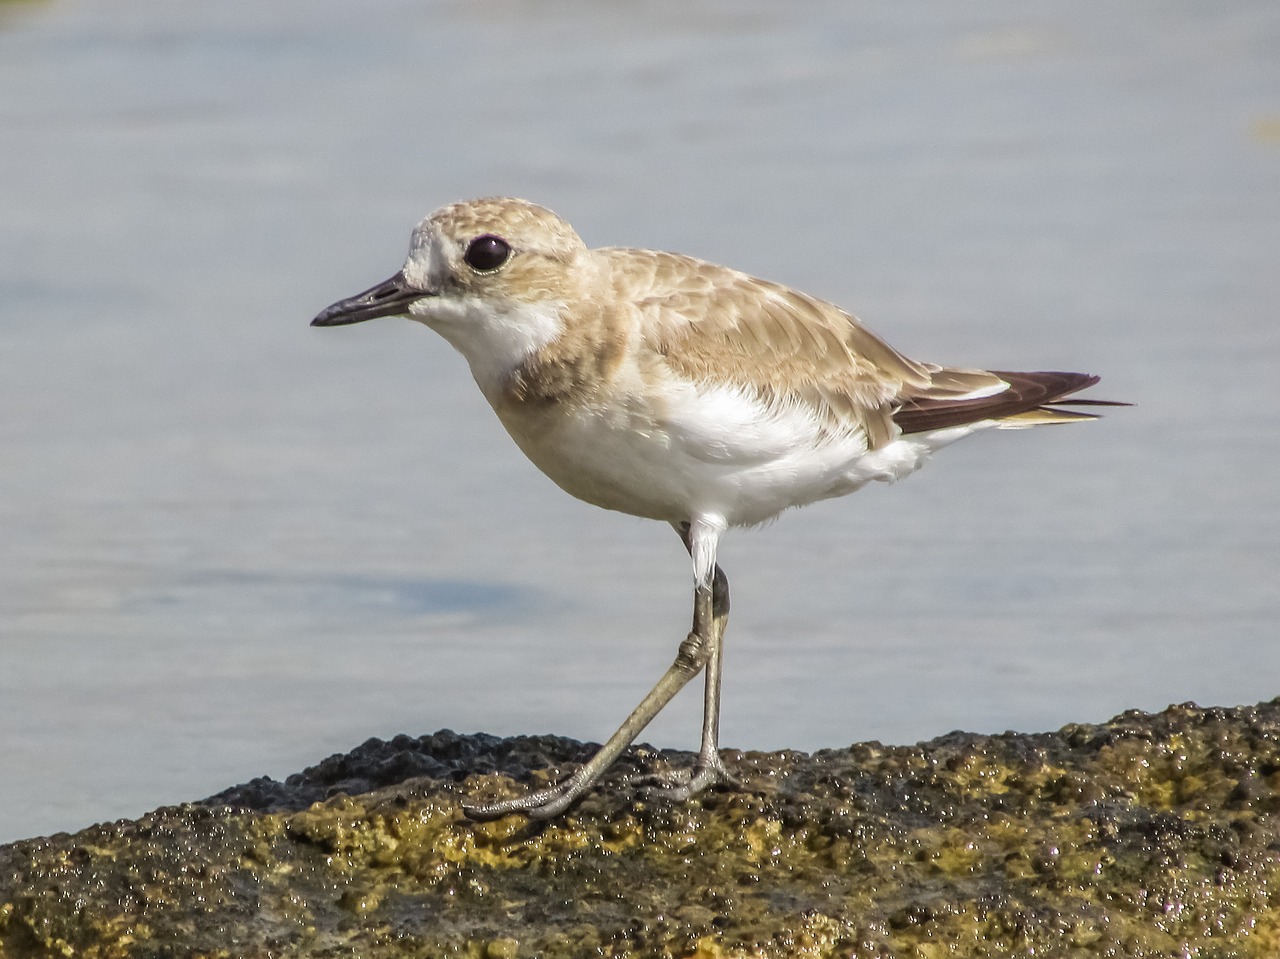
xmin=686 ymin=515 xmax=728 ymax=587
xmin=659 ymin=380 xmax=985 ymax=526
xmin=410 ymin=296 xmax=565 ymax=397
xmin=494 ymin=374 xmax=996 ymax=587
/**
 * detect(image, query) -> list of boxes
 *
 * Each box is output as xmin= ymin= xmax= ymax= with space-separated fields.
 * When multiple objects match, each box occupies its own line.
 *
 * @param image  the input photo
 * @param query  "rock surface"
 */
xmin=4 ymin=700 xmax=1280 ymax=957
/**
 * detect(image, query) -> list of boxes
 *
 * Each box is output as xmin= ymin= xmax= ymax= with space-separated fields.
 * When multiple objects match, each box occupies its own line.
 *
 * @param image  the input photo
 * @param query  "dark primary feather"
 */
xmin=893 ymin=370 xmax=1125 ymax=434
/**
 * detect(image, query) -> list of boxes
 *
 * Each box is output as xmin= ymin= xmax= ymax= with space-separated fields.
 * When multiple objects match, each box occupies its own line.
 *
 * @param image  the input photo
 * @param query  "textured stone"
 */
xmin=4 ymin=701 xmax=1280 ymax=957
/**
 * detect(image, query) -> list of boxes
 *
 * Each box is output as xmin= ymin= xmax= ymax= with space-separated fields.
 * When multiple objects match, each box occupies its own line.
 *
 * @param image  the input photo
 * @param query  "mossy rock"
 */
xmin=4 ymin=700 xmax=1280 ymax=957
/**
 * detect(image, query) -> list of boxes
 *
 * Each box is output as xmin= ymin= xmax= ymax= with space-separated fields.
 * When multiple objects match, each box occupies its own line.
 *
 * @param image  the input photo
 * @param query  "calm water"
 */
xmin=1 ymin=0 xmax=1277 ymax=842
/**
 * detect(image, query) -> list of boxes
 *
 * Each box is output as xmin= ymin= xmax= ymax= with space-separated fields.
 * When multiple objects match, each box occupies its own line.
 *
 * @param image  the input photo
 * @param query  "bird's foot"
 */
xmin=463 ymin=751 xmax=739 ymax=819
xmin=462 ymin=775 xmax=587 ymax=822
xmin=641 ymin=752 xmax=739 ymax=802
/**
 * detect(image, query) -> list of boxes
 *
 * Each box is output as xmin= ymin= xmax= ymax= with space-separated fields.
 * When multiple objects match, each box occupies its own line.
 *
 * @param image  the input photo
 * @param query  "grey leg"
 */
xmin=650 ymin=524 xmax=736 ymax=798
xmin=462 ymin=563 xmax=721 ymax=821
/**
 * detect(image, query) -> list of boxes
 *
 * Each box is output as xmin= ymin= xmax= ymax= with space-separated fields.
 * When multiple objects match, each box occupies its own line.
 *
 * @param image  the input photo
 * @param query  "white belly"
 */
xmin=493 ymin=379 xmax=980 ymax=528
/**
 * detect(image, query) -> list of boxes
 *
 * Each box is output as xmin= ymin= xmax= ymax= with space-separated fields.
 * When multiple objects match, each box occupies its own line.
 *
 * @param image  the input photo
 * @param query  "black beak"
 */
xmin=311 ymin=271 xmax=433 ymax=327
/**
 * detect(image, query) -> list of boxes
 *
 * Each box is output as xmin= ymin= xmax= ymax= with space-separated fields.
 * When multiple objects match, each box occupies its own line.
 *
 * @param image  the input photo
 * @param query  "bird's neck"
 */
xmin=501 ymin=299 xmax=630 ymax=409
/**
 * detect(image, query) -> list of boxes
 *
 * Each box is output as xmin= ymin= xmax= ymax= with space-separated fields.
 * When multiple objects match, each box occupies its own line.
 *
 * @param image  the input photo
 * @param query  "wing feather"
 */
xmin=893 ymin=370 xmax=1125 ymax=434
xmin=602 ymin=249 xmax=1121 ymax=446
xmin=610 ymin=249 xmax=929 ymax=446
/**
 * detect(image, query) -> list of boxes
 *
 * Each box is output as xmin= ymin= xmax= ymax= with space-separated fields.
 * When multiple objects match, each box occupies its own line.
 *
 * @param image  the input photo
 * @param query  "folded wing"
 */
xmin=616 ymin=249 xmax=1123 ymax=446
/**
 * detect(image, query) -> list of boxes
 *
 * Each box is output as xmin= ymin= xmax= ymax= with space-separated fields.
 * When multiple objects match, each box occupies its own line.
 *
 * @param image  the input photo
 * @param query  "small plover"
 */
xmin=312 ymin=196 xmax=1121 ymax=820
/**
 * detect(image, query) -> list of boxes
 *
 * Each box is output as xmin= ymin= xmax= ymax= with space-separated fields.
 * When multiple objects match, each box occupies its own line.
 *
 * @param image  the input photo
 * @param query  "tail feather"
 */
xmin=893 ymin=370 xmax=1126 ymax=435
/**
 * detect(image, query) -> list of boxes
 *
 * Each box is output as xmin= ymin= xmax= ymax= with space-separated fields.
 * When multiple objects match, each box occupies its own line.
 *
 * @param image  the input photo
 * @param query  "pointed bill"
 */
xmin=311 ymin=271 xmax=431 ymax=326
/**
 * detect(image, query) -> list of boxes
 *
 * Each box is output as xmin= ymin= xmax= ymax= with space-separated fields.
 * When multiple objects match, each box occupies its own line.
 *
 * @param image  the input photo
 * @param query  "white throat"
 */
xmin=409 ymin=296 xmax=565 ymax=398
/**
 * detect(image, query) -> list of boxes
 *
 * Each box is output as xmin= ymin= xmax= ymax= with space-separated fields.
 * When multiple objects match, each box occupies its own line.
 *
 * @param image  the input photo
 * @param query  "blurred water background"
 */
xmin=1 ymin=0 xmax=1277 ymax=843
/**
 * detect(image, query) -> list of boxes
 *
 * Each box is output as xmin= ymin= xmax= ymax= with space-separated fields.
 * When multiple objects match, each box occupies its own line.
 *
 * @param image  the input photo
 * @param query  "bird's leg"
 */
xmin=688 ymin=560 xmax=736 ymax=788
xmin=645 ymin=525 xmax=737 ymax=798
xmin=462 ymin=573 xmax=719 ymax=821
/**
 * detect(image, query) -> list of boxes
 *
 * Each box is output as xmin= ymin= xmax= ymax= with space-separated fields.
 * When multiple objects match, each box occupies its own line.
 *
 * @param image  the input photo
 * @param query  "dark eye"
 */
xmin=463 ymin=234 xmax=511 ymax=272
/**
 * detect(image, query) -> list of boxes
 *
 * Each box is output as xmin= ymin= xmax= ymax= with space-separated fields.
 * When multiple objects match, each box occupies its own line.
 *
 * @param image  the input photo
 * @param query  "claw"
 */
xmin=463 ymin=766 xmax=596 ymax=821
xmin=642 ymin=759 xmax=739 ymax=803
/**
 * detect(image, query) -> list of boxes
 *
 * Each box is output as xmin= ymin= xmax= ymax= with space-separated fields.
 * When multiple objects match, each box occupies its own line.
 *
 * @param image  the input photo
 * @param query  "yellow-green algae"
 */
xmin=5 ymin=700 xmax=1280 ymax=957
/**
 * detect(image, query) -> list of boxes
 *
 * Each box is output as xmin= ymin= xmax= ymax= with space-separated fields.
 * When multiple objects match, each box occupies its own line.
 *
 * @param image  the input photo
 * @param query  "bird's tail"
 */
xmin=893 ymin=370 xmax=1128 ymax=435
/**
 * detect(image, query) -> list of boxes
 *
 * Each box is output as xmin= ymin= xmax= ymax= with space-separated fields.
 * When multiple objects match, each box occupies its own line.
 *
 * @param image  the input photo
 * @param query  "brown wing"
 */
xmin=612 ymin=248 xmax=932 ymax=448
xmin=604 ymin=249 xmax=1122 ymax=444
xmin=893 ymin=369 xmax=1124 ymax=434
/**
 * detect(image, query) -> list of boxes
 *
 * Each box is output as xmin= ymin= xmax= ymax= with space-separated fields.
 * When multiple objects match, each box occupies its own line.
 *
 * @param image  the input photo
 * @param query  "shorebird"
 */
xmin=312 ymin=196 xmax=1121 ymax=820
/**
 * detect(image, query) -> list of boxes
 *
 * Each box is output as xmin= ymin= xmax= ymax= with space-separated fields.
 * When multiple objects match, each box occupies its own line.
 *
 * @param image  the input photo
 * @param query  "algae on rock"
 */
xmin=4 ymin=701 xmax=1280 ymax=957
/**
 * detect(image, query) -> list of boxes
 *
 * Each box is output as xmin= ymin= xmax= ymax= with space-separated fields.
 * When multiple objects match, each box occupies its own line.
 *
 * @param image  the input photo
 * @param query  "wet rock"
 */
xmin=5 ymin=700 xmax=1280 ymax=956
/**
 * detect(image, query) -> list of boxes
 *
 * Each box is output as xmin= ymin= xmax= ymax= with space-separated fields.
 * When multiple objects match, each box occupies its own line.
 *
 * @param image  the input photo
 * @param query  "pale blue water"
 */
xmin=1 ymin=0 xmax=1278 ymax=843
